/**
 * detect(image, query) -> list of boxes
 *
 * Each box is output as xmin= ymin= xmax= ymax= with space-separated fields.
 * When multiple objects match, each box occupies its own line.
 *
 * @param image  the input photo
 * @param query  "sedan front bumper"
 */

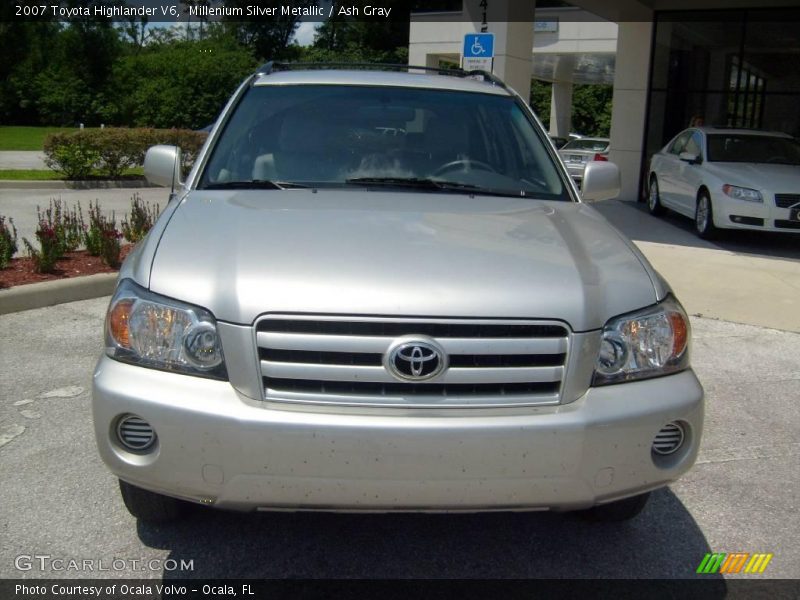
xmin=93 ymin=356 xmax=704 ymax=512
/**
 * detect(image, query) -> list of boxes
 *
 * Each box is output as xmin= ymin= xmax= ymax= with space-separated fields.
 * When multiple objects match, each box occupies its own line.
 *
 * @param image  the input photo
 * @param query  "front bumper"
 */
xmin=712 ymin=193 xmax=800 ymax=232
xmin=92 ymin=356 xmax=704 ymax=512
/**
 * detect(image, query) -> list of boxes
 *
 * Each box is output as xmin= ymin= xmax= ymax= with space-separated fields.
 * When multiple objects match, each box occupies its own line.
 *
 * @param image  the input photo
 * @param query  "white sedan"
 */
xmin=647 ymin=127 xmax=800 ymax=238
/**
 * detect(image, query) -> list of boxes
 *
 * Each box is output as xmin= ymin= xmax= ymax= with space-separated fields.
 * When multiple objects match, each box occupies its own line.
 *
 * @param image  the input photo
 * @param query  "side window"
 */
xmin=684 ymin=132 xmax=702 ymax=157
xmin=669 ymin=132 xmax=691 ymax=155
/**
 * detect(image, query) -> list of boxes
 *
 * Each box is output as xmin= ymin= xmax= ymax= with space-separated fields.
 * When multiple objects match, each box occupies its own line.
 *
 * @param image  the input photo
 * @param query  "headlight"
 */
xmin=722 ymin=184 xmax=763 ymax=203
xmin=105 ymin=279 xmax=227 ymax=380
xmin=592 ymin=296 xmax=690 ymax=386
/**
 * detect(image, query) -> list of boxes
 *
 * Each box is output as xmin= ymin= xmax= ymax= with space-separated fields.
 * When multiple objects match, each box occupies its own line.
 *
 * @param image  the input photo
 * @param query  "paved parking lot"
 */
xmin=1 ymin=296 xmax=798 ymax=579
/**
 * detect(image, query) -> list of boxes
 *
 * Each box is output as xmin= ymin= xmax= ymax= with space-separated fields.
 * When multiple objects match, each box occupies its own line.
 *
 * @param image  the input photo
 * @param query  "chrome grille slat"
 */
xmin=255 ymin=315 xmax=570 ymax=408
xmin=258 ymin=331 xmax=567 ymax=355
xmin=261 ymin=360 xmax=564 ymax=384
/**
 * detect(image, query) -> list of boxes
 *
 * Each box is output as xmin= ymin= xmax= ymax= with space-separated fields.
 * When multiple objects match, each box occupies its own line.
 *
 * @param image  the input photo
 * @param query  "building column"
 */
xmin=549 ymin=81 xmax=573 ymax=137
xmin=608 ymin=20 xmax=654 ymax=201
xmin=463 ymin=0 xmax=535 ymax=99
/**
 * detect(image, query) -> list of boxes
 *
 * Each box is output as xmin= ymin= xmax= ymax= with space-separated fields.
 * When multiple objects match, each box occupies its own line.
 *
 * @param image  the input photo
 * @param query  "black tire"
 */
xmin=695 ymin=191 xmax=717 ymax=239
xmin=579 ymin=492 xmax=651 ymax=522
xmin=647 ymin=177 xmax=665 ymax=216
xmin=119 ymin=479 xmax=186 ymax=524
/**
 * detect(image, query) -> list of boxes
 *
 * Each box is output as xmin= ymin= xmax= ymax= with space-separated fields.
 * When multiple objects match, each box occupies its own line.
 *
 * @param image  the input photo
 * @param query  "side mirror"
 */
xmin=581 ymin=161 xmax=620 ymax=202
xmin=679 ymin=151 xmax=700 ymax=164
xmin=144 ymin=145 xmax=183 ymax=188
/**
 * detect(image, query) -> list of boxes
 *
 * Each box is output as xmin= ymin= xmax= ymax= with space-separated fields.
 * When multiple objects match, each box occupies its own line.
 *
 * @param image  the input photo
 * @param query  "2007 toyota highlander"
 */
xmin=92 ymin=64 xmax=704 ymax=524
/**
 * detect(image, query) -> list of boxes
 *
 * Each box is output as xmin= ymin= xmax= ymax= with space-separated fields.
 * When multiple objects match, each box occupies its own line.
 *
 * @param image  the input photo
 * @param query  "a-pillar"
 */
xmin=608 ymin=21 xmax=654 ymax=201
xmin=463 ymin=0 xmax=535 ymax=99
xmin=549 ymin=81 xmax=574 ymax=138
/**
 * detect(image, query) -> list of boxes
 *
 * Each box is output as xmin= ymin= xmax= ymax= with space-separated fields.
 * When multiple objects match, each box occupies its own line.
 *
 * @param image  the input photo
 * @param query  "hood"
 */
xmin=148 ymin=190 xmax=658 ymax=331
xmin=704 ymin=162 xmax=800 ymax=191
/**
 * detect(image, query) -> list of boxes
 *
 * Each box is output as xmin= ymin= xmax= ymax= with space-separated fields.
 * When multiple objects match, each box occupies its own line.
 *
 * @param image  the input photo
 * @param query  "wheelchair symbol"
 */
xmin=470 ymin=37 xmax=486 ymax=55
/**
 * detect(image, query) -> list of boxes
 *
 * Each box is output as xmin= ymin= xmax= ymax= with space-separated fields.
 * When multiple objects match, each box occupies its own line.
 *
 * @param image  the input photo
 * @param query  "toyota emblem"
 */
xmin=384 ymin=337 xmax=447 ymax=381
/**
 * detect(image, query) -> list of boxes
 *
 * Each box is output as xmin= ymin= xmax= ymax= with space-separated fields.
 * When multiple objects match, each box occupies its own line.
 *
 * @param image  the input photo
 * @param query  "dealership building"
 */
xmin=409 ymin=1 xmax=800 ymax=200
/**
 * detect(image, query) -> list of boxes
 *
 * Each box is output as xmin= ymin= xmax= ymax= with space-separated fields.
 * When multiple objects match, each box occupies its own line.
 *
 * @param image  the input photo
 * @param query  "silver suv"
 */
xmin=93 ymin=64 xmax=703 ymax=524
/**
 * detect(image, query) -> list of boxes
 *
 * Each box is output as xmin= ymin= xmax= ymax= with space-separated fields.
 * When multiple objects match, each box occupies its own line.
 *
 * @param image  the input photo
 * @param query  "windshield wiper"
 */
xmin=203 ymin=180 xmax=308 ymax=190
xmin=345 ymin=177 xmax=528 ymax=198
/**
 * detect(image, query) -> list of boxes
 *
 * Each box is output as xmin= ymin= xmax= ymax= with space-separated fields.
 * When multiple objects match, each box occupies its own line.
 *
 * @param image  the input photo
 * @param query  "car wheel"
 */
xmin=579 ymin=492 xmax=651 ymax=522
xmin=119 ymin=479 xmax=187 ymax=523
xmin=695 ymin=192 xmax=717 ymax=239
xmin=648 ymin=178 xmax=665 ymax=216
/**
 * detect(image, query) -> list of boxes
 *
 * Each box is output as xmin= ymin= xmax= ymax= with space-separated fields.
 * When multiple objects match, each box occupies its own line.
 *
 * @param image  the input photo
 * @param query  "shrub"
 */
xmin=101 ymin=225 xmax=123 ymax=269
xmin=121 ymin=193 xmax=159 ymax=243
xmin=0 ymin=216 xmax=18 ymax=269
xmin=23 ymin=224 xmax=60 ymax=274
xmin=43 ymin=133 xmax=100 ymax=179
xmin=36 ymin=199 xmax=83 ymax=256
xmin=84 ymin=200 xmax=122 ymax=267
xmin=94 ymin=128 xmax=141 ymax=178
xmin=43 ymin=128 xmax=208 ymax=180
xmin=84 ymin=201 xmax=106 ymax=256
xmin=21 ymin=199 xmax=85 ymax=273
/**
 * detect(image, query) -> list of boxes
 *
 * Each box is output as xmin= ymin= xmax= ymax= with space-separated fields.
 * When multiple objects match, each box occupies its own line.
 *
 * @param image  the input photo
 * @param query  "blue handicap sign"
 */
xmin=463 ymin=33 xmax=494 ymax=58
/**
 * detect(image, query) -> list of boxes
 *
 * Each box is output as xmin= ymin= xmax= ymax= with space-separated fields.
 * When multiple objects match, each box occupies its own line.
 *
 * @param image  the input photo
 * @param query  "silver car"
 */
xmin=558 ymin=137 xmax=611 ymax=185
xmin=93 ymin=65 xmax=703 ymax=524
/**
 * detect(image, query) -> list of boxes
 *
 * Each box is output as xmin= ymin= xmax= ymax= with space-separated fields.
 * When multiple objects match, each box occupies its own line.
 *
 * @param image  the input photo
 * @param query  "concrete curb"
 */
xmin=0 ymin=180 xmax=154 ymax=190
xmin=0 ymin=273 xmax=117 ymax=315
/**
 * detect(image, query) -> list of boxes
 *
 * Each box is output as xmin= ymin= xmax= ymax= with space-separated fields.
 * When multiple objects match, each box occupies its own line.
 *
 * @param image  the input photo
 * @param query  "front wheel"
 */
xmin=648 ymin=178 xmax=665 ymax=216
xmin=119 ymin=479 xmax=187 ymax=524
xmin=579 ymin=492 xmax=651 ymax=522
xmin=695 ymin=192 xmax=717 ymax=239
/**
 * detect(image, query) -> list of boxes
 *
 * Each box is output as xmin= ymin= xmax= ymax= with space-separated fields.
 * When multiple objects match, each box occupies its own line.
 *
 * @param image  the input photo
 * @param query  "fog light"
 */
xmin=116 ymin=414 xmax=156 ymax=452
xmin=652 ymin=421 xmax=685 ymax=456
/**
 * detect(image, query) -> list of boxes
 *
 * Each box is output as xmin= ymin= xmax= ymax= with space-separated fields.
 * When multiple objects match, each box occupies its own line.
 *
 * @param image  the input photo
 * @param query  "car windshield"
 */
xmin=706 ymin=134 xmax=800 ymax=165
xmin=198 ymin=84 xmax=568 ymax=200
xmin=561 ymin=139 xmax=609 ymax=152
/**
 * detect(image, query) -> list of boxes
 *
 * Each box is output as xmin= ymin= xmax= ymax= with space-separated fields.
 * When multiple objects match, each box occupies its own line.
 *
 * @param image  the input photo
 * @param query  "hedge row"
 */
xmin=43 ymin=128 xmax=209 ymax=180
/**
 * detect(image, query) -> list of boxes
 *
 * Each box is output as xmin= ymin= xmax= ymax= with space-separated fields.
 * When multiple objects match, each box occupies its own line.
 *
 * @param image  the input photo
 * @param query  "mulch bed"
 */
xmin=0 ymin=245 xmax=133 ymax=289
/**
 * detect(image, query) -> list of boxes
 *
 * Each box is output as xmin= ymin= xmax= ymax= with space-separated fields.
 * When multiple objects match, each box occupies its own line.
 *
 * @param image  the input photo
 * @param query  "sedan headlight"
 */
xmin=722 ymin=184 xmax=763 ymax=203
xmin=593 ymin=296 xmax=689 ymax=386
xmin=105 ymin=279 xmax=227 ymax=380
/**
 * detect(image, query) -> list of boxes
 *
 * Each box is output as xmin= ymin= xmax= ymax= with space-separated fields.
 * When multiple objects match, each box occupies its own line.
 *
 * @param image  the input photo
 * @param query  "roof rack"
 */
xmin=254 ymin=61 xmax=508 ymax=90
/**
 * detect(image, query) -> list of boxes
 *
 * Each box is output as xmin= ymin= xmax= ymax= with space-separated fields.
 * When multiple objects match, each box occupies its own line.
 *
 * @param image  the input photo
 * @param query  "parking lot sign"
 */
xmin=462 ymin=33 xmax=494 ymax=73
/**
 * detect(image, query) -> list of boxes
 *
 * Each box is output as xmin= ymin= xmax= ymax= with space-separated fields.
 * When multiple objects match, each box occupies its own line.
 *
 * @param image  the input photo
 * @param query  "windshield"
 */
xmin=198 ymin=84 xmax=568 ymax=200
xmin=706 ymin=134 xmax=800 ymax=165
xmin=561 ymin=139 xmax=609 ymax=152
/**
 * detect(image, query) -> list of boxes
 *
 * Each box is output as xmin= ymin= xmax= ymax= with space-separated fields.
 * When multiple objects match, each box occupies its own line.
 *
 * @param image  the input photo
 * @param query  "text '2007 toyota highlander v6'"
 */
xmin=92 ymin=64 xmax=704 ymax=524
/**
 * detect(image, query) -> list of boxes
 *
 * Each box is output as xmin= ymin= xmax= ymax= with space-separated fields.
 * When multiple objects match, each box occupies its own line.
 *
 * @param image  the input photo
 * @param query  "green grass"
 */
xmin=0 ymin=167 xmax=144 ymax=180
xmin=0 ymin=127 xmax=79 ymax=151
xmin=0 ymin=169 xmax=64 ymax=180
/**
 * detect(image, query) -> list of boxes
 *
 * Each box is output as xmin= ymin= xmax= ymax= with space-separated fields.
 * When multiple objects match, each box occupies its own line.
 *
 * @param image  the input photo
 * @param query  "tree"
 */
xmin=104 ymin=36 xmax=257 ymax=128
xmin=529 ymin=80 xmax=613 ymax=137
xmin=530 ymin=79 xmax=552 ymax=127
xmin=30 ymin=21 xmax=122 ymax=125
xmin=572 ymin=84 xmax=613 ymax=137
xmin=221 ymin=0 xmax=318 ymax=60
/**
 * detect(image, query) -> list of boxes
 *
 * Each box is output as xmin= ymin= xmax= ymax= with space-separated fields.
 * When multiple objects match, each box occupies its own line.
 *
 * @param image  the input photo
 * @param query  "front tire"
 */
xmin=695 ymin=192 xmax=717 ymax=239
xmin=579 ymin=492 xmax=651 ymax=522
xmin=119 ymin=479 xmax=187 ymax=524
xmin=648 ymin=177 xmax=665 ymax=216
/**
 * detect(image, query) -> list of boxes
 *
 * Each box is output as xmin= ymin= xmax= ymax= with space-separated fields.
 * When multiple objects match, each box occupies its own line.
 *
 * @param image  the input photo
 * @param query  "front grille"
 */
xmin=775 ymin=194 xmax=800 ymax=209
xmin=775 ymin=219 xmax=800 ymax=230
xmin=255 ymin=316 xmax=570 ymax=408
